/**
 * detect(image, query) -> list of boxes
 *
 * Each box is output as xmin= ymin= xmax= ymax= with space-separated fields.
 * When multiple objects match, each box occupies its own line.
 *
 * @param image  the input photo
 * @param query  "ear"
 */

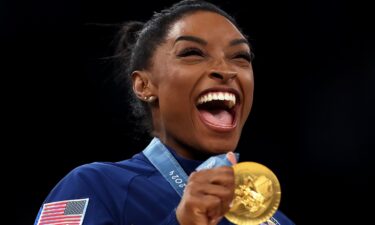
xmin=131 ymin=70 xmax=157 ymax=101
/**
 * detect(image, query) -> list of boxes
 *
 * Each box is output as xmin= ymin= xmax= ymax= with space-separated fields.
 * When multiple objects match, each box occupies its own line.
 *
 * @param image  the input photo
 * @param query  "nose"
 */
xmin=208 ymin=60 xmax=237 ymax=82
xmin=209 ymin=70 xmax=237 ymax=82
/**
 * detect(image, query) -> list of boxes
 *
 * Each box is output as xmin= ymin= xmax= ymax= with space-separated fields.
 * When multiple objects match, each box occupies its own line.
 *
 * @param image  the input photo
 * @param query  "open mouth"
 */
xmin=196 ymin=90 xmax=239 ymax=130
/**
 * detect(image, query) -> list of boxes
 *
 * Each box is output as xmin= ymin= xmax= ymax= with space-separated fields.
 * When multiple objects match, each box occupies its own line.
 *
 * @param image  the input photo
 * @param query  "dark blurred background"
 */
xmin=2 ymin=0 xmax=374 ymax=224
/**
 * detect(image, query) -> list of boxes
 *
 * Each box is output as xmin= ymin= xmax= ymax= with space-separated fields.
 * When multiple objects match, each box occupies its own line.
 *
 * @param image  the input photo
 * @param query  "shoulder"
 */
xmin=35 ymin=153 xmax=157 ymax=225
xmin=65 ymin=152 xmax=153 ymax=188
xmin=63 ymin=152 xmax=155 ymax=184
xmin=43 ymin=152 xmax=156 ymax=204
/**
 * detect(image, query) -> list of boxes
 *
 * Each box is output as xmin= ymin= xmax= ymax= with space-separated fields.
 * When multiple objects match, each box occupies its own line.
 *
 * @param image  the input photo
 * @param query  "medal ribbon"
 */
xmin=143 ymin=138 xmax=189 ymax=196
xmin=143 ymin=138 xmax=236 ymax=196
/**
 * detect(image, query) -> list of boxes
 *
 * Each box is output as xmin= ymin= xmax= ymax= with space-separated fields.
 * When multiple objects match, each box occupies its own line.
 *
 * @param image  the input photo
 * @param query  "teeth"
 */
xmin=218 ymin=93 xmax=224 ymax=100
xmin=197 ymin=91 xmax=236 ymax=109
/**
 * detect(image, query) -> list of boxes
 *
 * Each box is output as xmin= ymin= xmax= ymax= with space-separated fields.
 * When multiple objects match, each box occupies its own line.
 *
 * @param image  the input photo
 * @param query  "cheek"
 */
xmin=242 ymin=72 xmax=255 ymax=115
xmin=157 ymin=69 xmax=197 ymax=124
xmin=157 ymin=83 xmax=197 ymax=142
xmin=246 ymin=75 xmax=254 ymax=99
xmin=158 ymin=70 xmax=192 ymax=103
xmin=157 ymin=64 xmax=202 ymax=103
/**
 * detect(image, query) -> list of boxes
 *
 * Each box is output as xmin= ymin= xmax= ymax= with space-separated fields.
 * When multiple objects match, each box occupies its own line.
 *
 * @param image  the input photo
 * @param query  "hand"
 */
xmin=176 ymin=152 xmax=237 ymax=225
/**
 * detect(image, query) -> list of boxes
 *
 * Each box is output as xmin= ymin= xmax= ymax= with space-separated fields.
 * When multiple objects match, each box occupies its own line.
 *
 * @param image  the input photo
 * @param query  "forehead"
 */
xmin=166 ymin=11 xmax=245 ymax=43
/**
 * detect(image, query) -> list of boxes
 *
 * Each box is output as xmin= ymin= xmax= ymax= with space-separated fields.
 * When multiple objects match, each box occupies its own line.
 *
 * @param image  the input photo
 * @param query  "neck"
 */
xmin=156 ymin=136 xmax=214 ymax=161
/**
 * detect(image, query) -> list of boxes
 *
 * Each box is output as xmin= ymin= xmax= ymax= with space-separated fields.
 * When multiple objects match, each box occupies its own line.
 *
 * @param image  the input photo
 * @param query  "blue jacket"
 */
xmin=35 ymin=140 xmax=295 ymax=225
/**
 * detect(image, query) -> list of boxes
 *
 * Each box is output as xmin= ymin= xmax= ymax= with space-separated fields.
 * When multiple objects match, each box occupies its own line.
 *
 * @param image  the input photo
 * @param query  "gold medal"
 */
xmin=225 ymin=162 xmax=281 ymax=225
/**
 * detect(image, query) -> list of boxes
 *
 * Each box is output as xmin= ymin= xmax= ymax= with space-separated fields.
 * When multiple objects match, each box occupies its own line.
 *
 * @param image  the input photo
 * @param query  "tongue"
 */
xmin=199 ymin=109 xmax=233 ymax=126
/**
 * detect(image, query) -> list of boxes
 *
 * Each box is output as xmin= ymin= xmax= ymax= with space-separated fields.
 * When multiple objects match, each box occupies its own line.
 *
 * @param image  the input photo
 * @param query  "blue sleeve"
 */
xmin=123 ymin=174 xmax=181 ymax=225
xmin=159 ymin=209 xmax=180 ymax=225
xmin=273 ymin=210 xmax=296 ymax=225
xmin=35 ymin=163 xmax=127 ymax=225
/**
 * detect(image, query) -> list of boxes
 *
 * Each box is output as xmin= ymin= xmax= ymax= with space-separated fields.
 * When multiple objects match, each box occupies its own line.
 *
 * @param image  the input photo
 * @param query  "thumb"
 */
xmin=226 ymin=152 xmax=237 ymax=165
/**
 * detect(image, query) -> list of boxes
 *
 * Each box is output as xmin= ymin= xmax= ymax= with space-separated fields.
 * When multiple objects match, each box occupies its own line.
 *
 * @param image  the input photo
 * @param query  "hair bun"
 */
xmin=117 ymin=21 xmax=144 ymax=50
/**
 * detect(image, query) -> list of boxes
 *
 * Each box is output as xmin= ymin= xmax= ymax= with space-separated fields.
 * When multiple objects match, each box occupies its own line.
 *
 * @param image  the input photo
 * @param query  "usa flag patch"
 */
xmin=36 ymin=198 xmax=89 ymax=225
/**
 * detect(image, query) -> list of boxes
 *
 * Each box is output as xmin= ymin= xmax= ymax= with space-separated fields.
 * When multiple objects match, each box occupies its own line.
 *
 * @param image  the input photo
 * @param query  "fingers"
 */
xmin=226 ymin=152 xmax=237 ymax=165
xmin=190 ymin=166 xmax=234 ymax=187
xmin=177 ymin=191 xmax=224 ymax=225
xmin=186 ymin=182 xmax=233 ymax=215
xmin=176 ymin=167 xmax=235 ymax=225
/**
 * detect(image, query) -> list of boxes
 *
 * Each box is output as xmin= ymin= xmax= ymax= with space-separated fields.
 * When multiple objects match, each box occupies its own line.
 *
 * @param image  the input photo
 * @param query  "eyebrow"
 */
xmin=174 ymin=35 xmax=250 ymax=48
xmin=174 ymin=35 xmax=207 ymax=46
xmin=229 ymin=38 xmax=250 ymax=48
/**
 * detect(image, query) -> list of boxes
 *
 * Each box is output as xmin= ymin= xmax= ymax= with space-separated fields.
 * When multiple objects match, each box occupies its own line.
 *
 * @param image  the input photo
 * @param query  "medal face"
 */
xmin=225 ymin=162 xmax=281 ymax=225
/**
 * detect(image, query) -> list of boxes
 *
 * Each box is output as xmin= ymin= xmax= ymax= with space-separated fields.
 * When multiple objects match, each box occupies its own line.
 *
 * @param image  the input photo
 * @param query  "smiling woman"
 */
xmin=130 ymin=10 xmax=254 ymax=160
xmin=34 ymin=1 xmax=294 ymax=225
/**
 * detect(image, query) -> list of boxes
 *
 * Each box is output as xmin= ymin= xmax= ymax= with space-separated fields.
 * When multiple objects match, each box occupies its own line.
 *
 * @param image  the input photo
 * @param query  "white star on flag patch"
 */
xmin=36 ymin=198 xmax=89 ymax=225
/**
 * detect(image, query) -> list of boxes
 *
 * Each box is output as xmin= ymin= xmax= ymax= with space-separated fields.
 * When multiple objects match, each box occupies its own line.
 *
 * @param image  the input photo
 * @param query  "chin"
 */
xmin=199 ymin=135 xmax=240 ymax=155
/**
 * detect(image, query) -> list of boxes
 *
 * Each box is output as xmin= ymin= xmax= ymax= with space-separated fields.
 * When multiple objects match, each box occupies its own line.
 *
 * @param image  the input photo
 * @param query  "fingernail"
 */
xmin=226 ymin=152 xmax=237 ymax=165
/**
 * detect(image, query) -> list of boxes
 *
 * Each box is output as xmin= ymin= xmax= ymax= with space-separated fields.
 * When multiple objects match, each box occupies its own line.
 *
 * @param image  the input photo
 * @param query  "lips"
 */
xmin=195 ymin=88 xmax=240 ymax=131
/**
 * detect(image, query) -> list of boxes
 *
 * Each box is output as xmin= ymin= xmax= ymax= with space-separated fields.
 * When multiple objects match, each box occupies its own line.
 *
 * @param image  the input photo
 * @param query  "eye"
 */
xmin=233 ymin=51 xmax=254 ymax=62
xmin=177 ymin=47 xmax=204 ymax=57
